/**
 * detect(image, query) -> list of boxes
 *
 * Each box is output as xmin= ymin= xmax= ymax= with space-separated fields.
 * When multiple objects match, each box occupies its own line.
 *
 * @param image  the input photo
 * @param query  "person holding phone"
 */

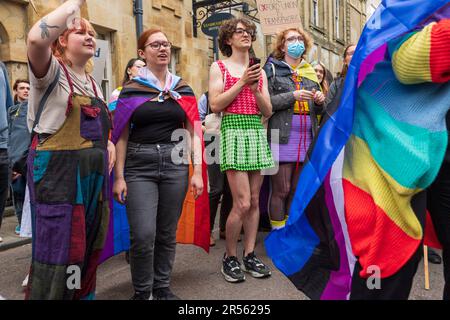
xmin=263 ymin=28 xmax=324 ymax=230
xmin=209 ymin=18 xmax=274 ymax=283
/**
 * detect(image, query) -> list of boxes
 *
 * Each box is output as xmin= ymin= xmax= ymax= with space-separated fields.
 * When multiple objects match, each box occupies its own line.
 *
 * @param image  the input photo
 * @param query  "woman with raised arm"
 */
xmin=26 ymin=0 xmax=115 ymax=300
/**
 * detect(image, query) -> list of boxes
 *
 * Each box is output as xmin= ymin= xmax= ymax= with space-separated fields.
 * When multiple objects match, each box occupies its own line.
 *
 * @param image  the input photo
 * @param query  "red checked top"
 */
xmin=217 ymin=60 xmax=263 ymax=115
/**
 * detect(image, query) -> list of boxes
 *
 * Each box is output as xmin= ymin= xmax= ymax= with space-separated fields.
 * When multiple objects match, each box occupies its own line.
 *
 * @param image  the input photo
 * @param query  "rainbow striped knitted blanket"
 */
xmin=265 ymin=0 xmax=450 ymax=300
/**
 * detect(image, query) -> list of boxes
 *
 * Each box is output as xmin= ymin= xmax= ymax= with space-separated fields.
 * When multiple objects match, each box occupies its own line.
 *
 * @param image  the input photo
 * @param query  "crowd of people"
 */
xmin=0 ymin=0 xmax=448 ymax=301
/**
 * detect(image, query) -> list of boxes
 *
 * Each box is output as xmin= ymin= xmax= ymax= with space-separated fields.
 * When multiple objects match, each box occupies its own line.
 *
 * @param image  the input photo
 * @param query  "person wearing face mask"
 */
xmin=263 ymin=28 xmax=325 ymax=230
xmin=108 ymin=58 xmax=146 ymax=114
xmin=25 ymin=0 xmax=115 ymax=299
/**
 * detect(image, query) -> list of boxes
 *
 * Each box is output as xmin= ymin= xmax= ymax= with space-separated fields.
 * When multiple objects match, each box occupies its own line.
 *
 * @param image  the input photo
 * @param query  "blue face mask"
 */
xmin=287 ymin=41 xmax=305 ymax=59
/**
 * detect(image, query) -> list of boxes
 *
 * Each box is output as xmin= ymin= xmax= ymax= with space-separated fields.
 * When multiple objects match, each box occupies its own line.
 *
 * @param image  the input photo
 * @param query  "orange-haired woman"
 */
xmin=26 ymin=0 xmax=115 ymax=300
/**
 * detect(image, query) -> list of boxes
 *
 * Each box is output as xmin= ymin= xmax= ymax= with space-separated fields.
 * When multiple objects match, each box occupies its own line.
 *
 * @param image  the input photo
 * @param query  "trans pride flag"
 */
xmin=100 ymin=71 xmax=210 ymax=262
xmin=265 ymin=0 xmax=450 ymax=300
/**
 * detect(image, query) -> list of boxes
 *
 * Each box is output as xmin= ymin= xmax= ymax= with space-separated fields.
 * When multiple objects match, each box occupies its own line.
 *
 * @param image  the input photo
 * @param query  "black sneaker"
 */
xmin=242 ymin=252 xmax=272 ymax=278
xmin=221 ymin=254 xmax=245 ymax=283
xmin=153 ymin=287 xmax=180 ymax=300
xmin=428 ymin=248 xmax=442 ymax=264
xmin=130 ymin=291 xmax=152 ymax=300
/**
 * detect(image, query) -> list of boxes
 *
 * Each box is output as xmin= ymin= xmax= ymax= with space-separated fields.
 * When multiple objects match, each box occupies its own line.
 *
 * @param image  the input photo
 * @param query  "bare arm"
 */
xmin=208 ymin=62 xmax=261 ymax=113
xmin=185 ymin=120 xmax=204 ymax=199
xmin=113 ymin=124 xmax=129 ymax=203
xmin=114 ymin=124 xmax=129 ymax=181
xmin=251 ymin=69 xmax=272 ymax=118
xmin=27 ymin=0 xmax=85 ymax=78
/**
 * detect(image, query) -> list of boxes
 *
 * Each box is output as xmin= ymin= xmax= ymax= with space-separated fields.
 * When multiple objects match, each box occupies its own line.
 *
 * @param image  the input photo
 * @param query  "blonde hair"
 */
xmin=272 ymin=27 xmax=313 ymax=60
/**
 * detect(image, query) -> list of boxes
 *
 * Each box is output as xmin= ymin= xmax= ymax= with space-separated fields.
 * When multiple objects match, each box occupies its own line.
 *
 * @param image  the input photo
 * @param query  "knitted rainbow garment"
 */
xmin=265 ymin=0 xmax=450 ymax=300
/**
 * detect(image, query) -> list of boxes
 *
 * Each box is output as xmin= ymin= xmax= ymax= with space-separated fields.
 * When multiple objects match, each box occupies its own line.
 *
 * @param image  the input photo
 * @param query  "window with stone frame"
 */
xmin=311 ymin=0 xmax=325 ymax=30
xmin=0 ymin=23 xmax=7 ymax=45
xmin=169 ymin=47 xmax=180 ymax=75
xmin=334 ymin=0 xmax=345 ymax=41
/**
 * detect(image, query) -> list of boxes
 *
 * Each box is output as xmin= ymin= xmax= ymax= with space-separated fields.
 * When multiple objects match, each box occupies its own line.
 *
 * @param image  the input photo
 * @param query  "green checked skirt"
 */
xmin=220 ymin=114 xmax=274 ymax=172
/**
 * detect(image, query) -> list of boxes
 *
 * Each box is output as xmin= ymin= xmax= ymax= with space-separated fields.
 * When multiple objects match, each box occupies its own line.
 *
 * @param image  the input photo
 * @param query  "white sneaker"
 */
xmin=0 ymin=236 xmax=3 ymax=243
xmin=22 ymin=274 xmax=29 ymax=287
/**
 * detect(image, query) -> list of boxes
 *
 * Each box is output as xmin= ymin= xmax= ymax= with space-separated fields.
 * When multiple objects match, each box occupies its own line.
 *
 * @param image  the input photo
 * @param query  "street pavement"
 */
xmin=0 ymin=226 xmax=445 ymax=300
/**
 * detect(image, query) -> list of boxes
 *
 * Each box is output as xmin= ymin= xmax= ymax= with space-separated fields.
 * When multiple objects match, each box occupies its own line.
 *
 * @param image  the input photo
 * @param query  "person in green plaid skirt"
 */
xmin=208 ymin=18 xmax=274 ymax=283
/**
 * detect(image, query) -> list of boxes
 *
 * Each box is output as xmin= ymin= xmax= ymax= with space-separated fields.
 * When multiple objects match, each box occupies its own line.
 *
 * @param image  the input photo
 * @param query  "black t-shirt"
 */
xmin=129 ymin=99 xmax=186 ymax=144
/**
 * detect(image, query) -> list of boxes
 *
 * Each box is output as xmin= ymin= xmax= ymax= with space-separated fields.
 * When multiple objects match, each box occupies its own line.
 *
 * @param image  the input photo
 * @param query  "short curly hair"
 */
xmin=218 ymin=18 xmax=257 ymax=57
xmin=272 ymin=28 xmax=313 ymax=61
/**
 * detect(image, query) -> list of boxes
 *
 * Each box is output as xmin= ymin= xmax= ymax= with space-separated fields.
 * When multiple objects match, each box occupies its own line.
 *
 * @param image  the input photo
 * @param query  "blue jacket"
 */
xmin=8 ymin=101 xmax=30 ymax=168
xmin=0 ymin=62 xmax=13 ymax=149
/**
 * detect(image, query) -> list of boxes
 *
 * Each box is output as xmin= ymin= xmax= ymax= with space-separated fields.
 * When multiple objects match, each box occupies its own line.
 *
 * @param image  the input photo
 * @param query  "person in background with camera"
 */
xmin=263 ymin=27 xmax=325 ymax=230
xmin=8 ymin=79 xmax=30 ymax=235
xmin=208 ymin=18 xmax=274 ymax=283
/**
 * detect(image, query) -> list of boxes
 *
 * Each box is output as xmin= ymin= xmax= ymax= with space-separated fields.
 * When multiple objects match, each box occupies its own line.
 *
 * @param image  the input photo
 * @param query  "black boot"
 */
xmin=428 ymin=248 xmax=442 ymax=264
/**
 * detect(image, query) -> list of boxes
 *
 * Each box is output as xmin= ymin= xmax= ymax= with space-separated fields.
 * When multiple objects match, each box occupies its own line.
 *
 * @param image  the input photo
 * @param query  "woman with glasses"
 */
xmin=263 ymin=28 xmax=325 ymax=230
xmin=112 ymin=28 xmax=209 ymax=300
xmin=209 ymin=18 xmax=274 ymax=283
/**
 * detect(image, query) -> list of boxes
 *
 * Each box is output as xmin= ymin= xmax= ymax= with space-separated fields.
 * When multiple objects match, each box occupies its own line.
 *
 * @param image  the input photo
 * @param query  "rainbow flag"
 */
xmin=265 ymin=0 xmax=450 ymax=300
xmin=100 ymin=75 xmax=210 ymax=262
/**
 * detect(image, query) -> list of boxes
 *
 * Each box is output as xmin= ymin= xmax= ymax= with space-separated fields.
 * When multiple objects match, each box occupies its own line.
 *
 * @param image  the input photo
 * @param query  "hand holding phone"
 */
xmin=249 ymin=57 xmax=261 ymax=67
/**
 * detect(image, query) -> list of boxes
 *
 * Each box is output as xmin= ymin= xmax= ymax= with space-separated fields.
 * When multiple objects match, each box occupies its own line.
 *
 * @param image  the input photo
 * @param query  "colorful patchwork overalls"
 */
xmin=26 ymin=62 xmax=111 ymax=300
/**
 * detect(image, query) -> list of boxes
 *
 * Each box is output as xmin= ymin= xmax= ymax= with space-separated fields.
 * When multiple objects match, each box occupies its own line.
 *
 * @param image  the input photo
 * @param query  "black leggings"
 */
xmin=427 ymin=160 xmax=450 ymax=300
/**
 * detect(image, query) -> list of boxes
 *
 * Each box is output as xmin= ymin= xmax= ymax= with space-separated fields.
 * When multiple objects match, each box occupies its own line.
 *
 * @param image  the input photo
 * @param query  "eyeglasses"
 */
xmin=285 ymin=36 xmax=304 ymax=44
xmin=144 ymin=41 xmax=172 ymax=50
xmin=234 ymin=28 xmax=255 ymax=37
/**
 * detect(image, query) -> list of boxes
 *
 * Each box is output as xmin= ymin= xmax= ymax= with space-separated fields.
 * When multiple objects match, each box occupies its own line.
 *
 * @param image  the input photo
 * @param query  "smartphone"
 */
xmin=249 ymin=57 xmax=261 ymax=68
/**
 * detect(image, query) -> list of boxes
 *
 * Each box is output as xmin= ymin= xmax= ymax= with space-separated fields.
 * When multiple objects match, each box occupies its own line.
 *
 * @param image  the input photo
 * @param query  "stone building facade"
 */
xmin=0 ymin=0 xmax=211 ymax=100
xmin=284 ymin=0 xmax=380 ymax=77
xmin=0 ymin=0 xmax=381 ymax=97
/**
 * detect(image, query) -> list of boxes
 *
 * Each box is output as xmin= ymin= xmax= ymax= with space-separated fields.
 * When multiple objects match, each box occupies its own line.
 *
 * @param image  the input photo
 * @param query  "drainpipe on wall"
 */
xmin=133 ymin=0 xmax=144 ymax=40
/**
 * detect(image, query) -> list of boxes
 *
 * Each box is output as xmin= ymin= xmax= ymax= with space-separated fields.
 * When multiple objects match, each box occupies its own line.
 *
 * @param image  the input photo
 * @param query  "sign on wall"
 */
xmin=201 ymin=12 xmax=235 ymax=38
xmin=92 ymin=39 xmax=108 ymax=86
xmin=256 ymin=0 xmax=302 ymax=35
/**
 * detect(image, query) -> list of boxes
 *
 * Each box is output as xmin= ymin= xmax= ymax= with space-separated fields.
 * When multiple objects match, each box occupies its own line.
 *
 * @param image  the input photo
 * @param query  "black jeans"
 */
xmin=125 ymin=142 xmax=189 ymax=293
xmin=350 ymin=246 xmax=422 ymax=300
xmin=427 ymin=160 xmax=450 ymax=300
xmin=0 ymin=149 xmax=9 ymax=231
xmin=11 ymin=175 xmax=26 ymax=225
